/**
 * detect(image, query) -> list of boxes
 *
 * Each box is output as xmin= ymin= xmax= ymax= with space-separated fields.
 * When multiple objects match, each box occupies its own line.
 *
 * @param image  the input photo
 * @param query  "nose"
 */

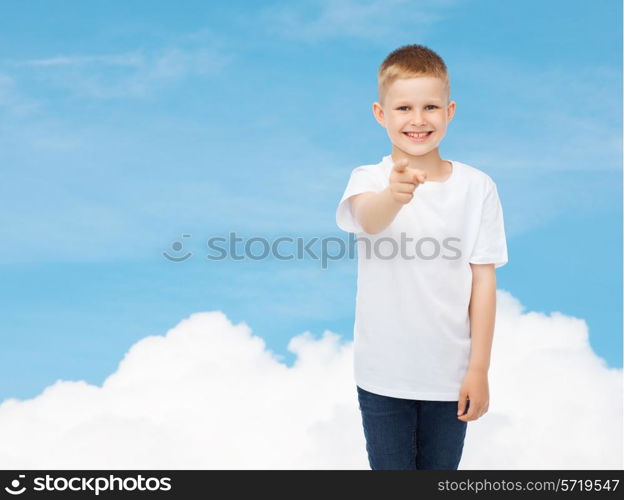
xmin=410 ymin=112 xmax=427 ymax=126
xmin=411 ymin=111 xmax=426 ymax=127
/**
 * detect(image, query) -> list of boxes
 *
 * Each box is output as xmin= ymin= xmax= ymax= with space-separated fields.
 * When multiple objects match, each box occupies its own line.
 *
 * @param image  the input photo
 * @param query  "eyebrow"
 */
xmin=394 ymin=98 xmax=443 ymax=104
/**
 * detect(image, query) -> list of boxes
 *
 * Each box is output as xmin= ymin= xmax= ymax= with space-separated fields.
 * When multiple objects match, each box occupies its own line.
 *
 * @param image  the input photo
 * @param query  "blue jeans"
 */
xmin=357 ymin=385 xmax=468 ymax=470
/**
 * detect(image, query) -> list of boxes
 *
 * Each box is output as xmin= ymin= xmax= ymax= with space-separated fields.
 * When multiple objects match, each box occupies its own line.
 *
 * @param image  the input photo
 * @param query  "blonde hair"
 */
xmin=378 ymin=44 xmax=450 ymax=106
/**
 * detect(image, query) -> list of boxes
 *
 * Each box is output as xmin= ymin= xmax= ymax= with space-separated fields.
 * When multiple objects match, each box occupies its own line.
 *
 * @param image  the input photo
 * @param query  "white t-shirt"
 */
xmin=335 ymin=154 xmax=508 ymax=401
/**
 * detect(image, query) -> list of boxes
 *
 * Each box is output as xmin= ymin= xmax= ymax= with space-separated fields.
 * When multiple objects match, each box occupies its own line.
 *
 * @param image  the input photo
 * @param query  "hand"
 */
xmin=388 ymin=158 xmax=427 ymax=205
xmin=457 ymin=368 xmax=489 ymax=422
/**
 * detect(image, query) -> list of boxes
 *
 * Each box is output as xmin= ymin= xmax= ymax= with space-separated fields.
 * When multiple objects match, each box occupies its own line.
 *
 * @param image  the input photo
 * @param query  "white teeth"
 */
xmin=405 ymin=132 xmax=430 ymax=138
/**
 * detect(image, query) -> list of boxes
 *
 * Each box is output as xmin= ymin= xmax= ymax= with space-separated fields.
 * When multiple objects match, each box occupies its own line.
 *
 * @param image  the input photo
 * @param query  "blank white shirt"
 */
xmin=335 ymin=154 xmax=508 ymax=400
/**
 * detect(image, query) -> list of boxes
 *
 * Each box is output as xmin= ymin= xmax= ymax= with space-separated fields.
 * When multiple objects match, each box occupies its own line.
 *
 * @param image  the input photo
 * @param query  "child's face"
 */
xmin=373 ymin=76 xmax=455 ymax=158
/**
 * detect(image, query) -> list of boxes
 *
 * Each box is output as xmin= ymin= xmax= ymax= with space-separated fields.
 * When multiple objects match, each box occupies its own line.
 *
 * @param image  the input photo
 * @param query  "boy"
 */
xmin=335 ymin=44 xmax=508 ymax=470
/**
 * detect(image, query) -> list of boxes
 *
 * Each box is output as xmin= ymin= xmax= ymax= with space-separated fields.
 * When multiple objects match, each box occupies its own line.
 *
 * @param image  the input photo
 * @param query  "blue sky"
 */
xmin=0 ymin=0 xmax=621 ymax=402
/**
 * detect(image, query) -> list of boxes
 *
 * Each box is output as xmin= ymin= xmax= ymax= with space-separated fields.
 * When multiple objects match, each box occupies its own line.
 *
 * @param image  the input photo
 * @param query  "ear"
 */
xmin=447 ymin=100 xmax=456 ymax=123
xmin=372 ymin=101 xmax=386 ymax=127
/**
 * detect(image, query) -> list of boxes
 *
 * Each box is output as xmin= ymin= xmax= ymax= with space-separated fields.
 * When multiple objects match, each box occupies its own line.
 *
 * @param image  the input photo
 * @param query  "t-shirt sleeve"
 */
xmin=335 ymin=167 xmax=384 ymax=233
xmin=469 ymin=179 xmax=509 ymax=268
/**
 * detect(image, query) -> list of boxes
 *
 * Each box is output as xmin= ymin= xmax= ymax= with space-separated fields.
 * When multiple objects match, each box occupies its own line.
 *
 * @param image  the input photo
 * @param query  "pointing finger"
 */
xmin=393 ymin=159 xmax=408 ymax=173
xmin=413 ymin=172 xmax=427 ymax=184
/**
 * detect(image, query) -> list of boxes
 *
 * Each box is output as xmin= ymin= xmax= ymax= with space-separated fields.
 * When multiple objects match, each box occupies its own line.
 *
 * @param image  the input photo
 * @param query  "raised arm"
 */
xmin=349 ymin=158 xmax=427 ymax=234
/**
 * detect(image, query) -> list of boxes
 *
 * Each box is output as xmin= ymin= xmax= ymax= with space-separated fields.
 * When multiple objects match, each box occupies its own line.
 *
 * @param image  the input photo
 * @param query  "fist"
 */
xmin=389 ymin=158 xmax=427 ymax=204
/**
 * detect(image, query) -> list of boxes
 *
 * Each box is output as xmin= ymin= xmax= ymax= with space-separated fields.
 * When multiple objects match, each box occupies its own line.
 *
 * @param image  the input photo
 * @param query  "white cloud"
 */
xmin=0 ymin=289 xmax=620 ymax=469
xmin=0 ymin=73 xmax=41 ymax=116
xmin=19 ymin=53 xmax=144 ymax=68
xmin=15 ymin=45 xmax=231 ymax=99
xmin=258 ymin=0 xmax=461 ymax=44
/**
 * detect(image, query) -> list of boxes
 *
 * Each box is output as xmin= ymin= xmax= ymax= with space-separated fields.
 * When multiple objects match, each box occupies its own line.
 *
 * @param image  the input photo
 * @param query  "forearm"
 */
xmin=353 ymin=186 xmax=404 ymax=234
xmin=467 ymin=271 xmax=497 ymax=373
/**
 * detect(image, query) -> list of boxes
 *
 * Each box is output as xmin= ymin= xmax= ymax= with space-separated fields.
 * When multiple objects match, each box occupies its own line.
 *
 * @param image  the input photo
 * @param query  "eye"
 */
xmin=397 ymin=105 xmax=438 ymax=111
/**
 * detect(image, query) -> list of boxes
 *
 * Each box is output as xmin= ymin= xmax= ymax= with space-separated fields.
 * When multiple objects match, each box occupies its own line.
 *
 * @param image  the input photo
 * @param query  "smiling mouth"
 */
xmin=403 ymin=131 xmax=433 ymax=142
